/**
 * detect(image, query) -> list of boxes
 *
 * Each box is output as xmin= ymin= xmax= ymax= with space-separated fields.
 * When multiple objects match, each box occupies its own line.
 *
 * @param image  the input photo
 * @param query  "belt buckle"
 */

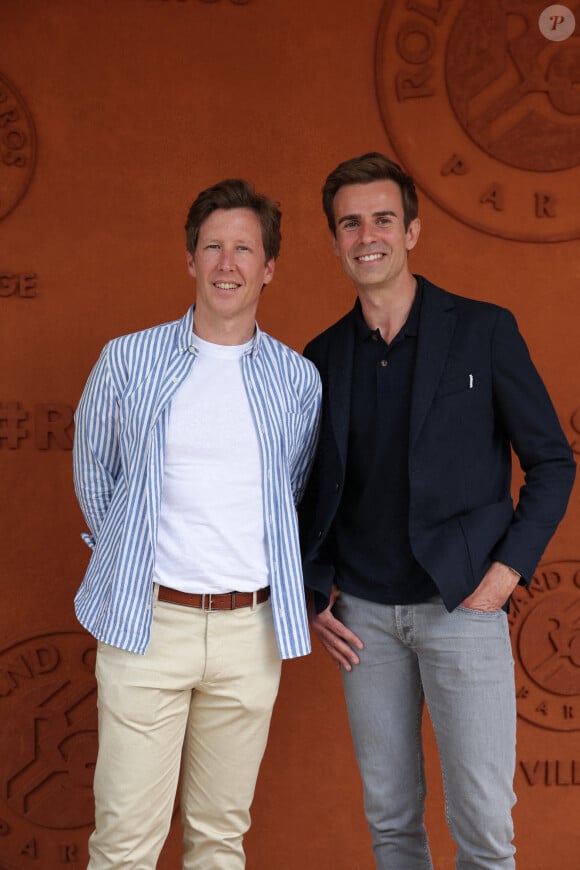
xmin=202 ymin=593 xmax=214 ymax=612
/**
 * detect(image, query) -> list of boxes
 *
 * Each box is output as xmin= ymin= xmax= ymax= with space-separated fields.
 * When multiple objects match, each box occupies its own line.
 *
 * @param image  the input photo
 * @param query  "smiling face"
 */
xmin=331 ymin=179 xmax=420 ymax=295
xmin=186 ymin=207 xmax=275 ymax=344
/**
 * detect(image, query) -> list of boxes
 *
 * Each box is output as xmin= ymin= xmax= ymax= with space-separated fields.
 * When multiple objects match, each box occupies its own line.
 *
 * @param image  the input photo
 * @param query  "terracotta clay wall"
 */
xmin=1 ymin=1 xmax=579 ymax=868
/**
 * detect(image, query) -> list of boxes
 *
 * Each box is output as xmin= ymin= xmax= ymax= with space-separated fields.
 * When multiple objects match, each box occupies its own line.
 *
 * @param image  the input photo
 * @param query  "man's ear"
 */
xmin=185 ymin=250 xmax=196 ymax=278
xmin=262 ymin=258 xmax=276 ymax=286
xmin=405 ymin=218 xmax=421 ymax=252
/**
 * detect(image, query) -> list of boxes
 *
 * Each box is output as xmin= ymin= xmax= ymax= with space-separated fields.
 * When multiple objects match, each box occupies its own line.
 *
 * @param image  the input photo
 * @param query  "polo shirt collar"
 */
xmin=352 ymin=281 xmax=423 ymax=344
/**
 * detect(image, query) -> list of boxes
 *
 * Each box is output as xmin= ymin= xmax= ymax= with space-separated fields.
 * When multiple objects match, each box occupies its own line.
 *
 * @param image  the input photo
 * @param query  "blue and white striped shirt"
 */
xmin=73 ymin=307 xmax=321 ymax=659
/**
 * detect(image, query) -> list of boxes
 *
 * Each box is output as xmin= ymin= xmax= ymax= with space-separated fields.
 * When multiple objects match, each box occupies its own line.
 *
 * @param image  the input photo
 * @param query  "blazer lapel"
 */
xmin=410 ymin=282 xmax=457 ymax=450
xmin=327 ymin=312 xmax=355 ymax=470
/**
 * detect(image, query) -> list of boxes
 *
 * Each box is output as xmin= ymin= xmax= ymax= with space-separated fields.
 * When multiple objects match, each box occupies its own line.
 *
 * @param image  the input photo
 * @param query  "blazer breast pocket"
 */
xmin=434 ymin=371 xmax=477 ymax=399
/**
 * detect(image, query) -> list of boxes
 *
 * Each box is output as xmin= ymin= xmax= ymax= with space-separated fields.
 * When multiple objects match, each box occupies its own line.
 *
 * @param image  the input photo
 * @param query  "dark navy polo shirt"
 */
xmin=333 ymin=284 xmax=438 ymax=604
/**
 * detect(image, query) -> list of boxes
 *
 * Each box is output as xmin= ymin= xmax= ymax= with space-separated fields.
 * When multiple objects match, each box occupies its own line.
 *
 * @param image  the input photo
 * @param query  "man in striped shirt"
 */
xmin=73 ymin=178 xmax=321 ymax=869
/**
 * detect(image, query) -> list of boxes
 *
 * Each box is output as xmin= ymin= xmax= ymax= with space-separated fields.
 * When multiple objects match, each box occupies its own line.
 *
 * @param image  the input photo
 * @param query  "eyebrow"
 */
xmin=337 ymin=210 xmax=397 ymax=226
xmin=203 ymin=237 xmax=255 ymax=245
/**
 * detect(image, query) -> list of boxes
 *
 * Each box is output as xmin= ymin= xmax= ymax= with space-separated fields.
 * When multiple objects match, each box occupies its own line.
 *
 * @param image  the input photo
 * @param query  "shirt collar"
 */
xmin=353 ymin=298 xmax=375 ymax=345
xmin=352 ymin=279 xmax=423 ymax=344
xmin=176 ymin=305 xmax=262 ymax=358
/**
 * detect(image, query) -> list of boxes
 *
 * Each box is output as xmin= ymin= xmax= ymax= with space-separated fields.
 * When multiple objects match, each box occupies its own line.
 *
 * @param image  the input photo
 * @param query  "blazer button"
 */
xmin=317 ymin=531 xmax=323 ymax=538
xmin=335 ymin=482 xmax=340 ymax=491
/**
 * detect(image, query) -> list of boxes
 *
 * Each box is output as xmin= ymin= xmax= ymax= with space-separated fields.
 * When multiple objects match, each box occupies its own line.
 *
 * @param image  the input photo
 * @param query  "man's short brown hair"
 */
xmin=185 ymin=178 xmax=281 ymax=261
xmin=322 ymin=153 xmax=418 ymax=233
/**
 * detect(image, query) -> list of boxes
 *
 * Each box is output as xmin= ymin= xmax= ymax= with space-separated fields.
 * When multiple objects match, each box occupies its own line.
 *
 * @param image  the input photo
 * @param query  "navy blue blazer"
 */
xmin=299 ymin=277 xmax=576 ymax=611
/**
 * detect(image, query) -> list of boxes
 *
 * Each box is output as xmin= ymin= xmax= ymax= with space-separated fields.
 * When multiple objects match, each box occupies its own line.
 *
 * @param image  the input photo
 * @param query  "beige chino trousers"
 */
xmin=88 ymin=591 xmax=281 ymax=870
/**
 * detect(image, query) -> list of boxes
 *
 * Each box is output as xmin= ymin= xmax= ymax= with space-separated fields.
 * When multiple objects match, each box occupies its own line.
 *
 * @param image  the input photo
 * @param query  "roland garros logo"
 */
xmin=509 ymin=561 xmax=580 ymax=732
xmin=375 ymin=1 xmax=580 ymax=242
xmin=0 ymin=633 xmax=97 ymax=865
xmin=0 ymin=70 xmax=36 ymax=222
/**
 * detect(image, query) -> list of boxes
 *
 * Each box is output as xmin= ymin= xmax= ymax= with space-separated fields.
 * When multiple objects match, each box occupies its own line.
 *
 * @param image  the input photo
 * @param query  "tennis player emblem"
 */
xmin=375 ymin=1 xmax=580 ymax=241
xmin=510 ymin=561 xmax=580 ymax=731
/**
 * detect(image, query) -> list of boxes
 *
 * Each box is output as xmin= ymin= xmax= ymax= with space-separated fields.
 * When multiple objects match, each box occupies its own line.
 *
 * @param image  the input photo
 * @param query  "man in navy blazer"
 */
xmin=300 ymin=153 xmax=575 ymax=869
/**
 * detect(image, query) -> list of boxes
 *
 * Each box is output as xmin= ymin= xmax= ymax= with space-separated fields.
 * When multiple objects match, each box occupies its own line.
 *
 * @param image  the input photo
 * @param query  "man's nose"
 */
xmin=218 ymin=249 xmax=235 ymax=270
xmin=358 ymin=220 xmax=378 ymax=245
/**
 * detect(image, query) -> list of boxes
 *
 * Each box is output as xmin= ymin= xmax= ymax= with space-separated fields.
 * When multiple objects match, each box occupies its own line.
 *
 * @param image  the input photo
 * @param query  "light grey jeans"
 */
xmin=335 ymin=592 xmax=517 ymax=870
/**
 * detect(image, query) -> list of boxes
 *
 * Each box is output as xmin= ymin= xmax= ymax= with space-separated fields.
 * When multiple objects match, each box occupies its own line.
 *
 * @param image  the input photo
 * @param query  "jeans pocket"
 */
xmin=456 ymin=604 xmax=503 ymax=617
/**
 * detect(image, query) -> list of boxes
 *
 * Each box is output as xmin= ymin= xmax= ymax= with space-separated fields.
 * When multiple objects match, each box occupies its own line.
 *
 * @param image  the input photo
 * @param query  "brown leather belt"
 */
xmin=157 ymin=585 xmax=270 ymax=611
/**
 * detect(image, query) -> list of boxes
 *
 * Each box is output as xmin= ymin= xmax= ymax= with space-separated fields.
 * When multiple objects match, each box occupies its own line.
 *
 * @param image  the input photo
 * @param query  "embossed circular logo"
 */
xmin=0 ymin=632 xmax=97 ymax=865
xmin=375 ymin=0 xmax=580 ymax=241
xmin=0 ymin=70 xmax=36 ymax=223
xmin=509 ymin=561 xmax=580 ymax=731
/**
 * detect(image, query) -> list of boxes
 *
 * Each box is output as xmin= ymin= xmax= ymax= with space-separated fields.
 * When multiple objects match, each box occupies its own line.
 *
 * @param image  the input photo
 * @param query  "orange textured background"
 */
xmin=1 ymin=1 xmax=579 ymax=868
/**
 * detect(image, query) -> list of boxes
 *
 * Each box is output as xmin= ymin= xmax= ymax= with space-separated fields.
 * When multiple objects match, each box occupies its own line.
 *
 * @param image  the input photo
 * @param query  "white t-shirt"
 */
xmin=152 ymin=334 xmax=269 ymax=593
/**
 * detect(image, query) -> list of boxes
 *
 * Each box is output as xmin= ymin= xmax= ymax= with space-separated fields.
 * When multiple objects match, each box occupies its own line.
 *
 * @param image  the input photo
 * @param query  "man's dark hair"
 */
xmin=185 ymin=178 xmax=281 ymax=261
xmin=322 ymin=152 xmax=419 ymax=234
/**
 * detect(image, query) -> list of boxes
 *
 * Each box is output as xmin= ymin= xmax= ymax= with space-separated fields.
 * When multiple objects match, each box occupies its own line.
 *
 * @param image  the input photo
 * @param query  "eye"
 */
xmin=206 ymin=243 xmax=220 ymax=250
xmin=377 ymin=217 xmax=391 ymax=226
xmin=237 ymin=245 xmax=250 ymax=252
xmin=343 ymin=220 xmax=359 ymax=230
